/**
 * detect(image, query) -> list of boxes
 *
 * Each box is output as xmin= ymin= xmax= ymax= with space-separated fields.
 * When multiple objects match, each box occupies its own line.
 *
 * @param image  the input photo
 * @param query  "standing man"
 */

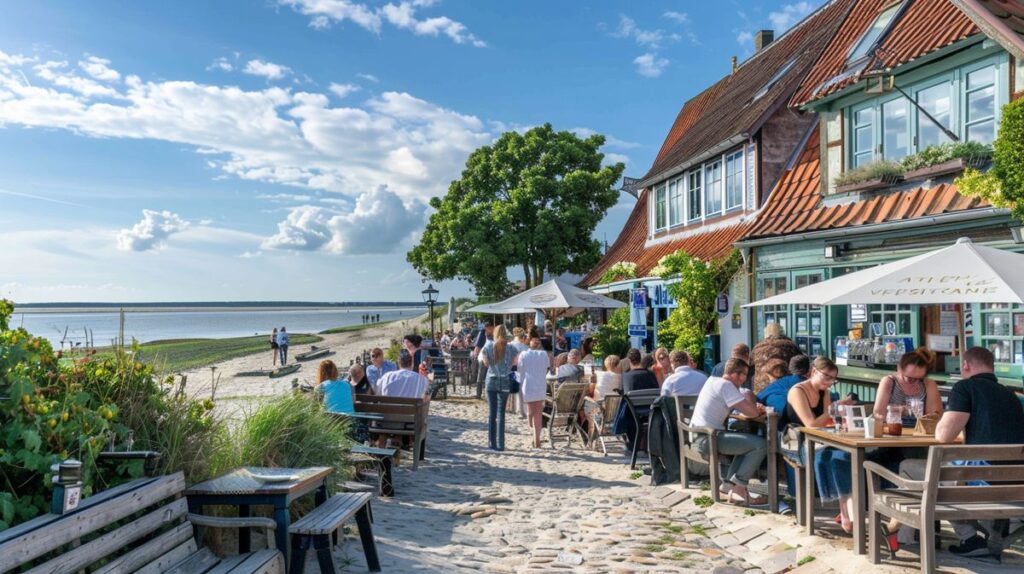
xmin=366 ymin=348 xmax=397 ymax=387
xmin=473 ymin=321 xmax=494 ymax=399
xmin=691 ymin=358 xmax=767 ymax=504
xmin=276 ymin=327 xmax=289 ymax=366
xmin=661 ymin=350 xmax=708 ymax=397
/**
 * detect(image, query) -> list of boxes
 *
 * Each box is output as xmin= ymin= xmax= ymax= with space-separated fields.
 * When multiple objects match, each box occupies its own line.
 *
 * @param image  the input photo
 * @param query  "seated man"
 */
xmin=661 ymin=350 xmax=708 ymax=397
xmin=621 ymin=348 xmax=659 ymax=394
xmin=375 ymin=350 xmax=430 ymax=401
xmin=711 ymin=343 xmax=753 ymax=381
xmin=894 ymin=347 xmax=1024 ymax=558
xmin=348 ymin=363 xmax=373 ymax=396
xmin=756 ymin=354 xmax=809 ymax=414
xmin=691 ymin=358 xmax=767 ymax=505
xmin=366 ymin=347 xmax=397 ymax=387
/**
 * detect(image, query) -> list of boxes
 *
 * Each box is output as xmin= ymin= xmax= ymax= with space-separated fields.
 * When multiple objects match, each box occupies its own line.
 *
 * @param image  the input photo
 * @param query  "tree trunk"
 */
xmin=535 ymin=266 xmax=545 ymax=285
xmin=522 ymin=264 xmax=533 ymax=289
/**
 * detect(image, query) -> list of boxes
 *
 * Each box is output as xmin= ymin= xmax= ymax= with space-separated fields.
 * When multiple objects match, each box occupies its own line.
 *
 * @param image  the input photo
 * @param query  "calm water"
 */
xmin=14 ymin=307 xmax=425 ymax=347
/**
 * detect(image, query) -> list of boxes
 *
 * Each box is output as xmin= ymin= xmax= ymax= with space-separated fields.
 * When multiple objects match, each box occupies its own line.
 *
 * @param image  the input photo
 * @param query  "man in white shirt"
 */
xmin=691 ymin=358 xmax=766 ymax=505
xmin=375 ymin=351 xmax=430 ymax=401
xmin=661 ymin=350 xmax=708 ymax=397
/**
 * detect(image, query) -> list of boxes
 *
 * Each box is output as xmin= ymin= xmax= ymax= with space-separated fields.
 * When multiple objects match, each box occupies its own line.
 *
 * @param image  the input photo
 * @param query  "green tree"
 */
xmin=955 ymin=98 xmax=1024 ymax=220
xmin=407 ymin=124 xmax=625 ymax=297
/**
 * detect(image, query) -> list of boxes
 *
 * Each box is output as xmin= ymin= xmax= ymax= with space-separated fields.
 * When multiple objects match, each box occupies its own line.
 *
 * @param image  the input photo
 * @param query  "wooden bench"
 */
xmin=0 ymin=472 xmax=284 ymax=574
xmin=350 ymin=444 xmax=399 ymax=497
xmin=866 ymin=444 xmax=1024 ymax=573
xmin=355 ymin=394 xmax=429 ymax=470
xmin=289 ymin=493 xmax=379 ymax=573
xmin=675 ymin=395 xmax=723 ymax=501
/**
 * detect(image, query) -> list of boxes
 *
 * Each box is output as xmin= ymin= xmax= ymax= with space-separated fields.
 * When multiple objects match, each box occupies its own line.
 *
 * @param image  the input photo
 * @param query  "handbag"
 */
xmin=507 ymin=372 xmax=520 ymax=394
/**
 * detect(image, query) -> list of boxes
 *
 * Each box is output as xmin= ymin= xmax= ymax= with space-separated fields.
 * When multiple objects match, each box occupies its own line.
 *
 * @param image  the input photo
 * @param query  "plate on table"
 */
xmin=251 ymin=472 xmax=299 ymax=483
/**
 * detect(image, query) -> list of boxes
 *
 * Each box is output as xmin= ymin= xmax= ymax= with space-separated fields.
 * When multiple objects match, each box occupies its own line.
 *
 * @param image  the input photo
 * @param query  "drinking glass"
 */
xmin=829 ymin=402 xmax=843 ymax=431
xmin=908 ymin=398 xmax=924 ymax=419
xmin=885 ymin=405 xmax=904 ymax=436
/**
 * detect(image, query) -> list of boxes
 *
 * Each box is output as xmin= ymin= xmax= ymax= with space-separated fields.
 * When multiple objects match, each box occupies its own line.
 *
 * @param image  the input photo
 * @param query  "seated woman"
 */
xmin=592 ymin=355 xmax=622 ymax=400
xmin=782 ymin=356 xmax=855 ymax=533
xmin=318 ymin=360 xmax=369 ymax=443
xmin=580 ymin=337 xmax=596 ymax=364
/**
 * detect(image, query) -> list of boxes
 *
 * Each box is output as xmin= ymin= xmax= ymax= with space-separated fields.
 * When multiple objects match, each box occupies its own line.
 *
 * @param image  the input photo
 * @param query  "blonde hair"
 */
xmin=655 ymin=347 xmax=669 ymax=361
xmin=604 ymin=354 xmax=620 ymax=372
xmin=493 ymin=324 xmax=509 ymax=362
xmin=765 ymin=322 xmax=783 ymax=338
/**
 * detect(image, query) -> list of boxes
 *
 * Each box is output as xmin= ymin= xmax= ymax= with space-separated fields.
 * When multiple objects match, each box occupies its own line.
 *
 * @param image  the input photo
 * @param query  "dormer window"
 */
xmin=845 ymin=1 xmax=904 ymax=70
xmin=753 ymin=58 xmax=797 ymax=101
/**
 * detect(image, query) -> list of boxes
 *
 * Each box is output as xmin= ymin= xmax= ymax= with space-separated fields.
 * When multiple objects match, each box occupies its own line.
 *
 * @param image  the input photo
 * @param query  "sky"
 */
xmin=0 ymin=0 xmax=824 ymax=303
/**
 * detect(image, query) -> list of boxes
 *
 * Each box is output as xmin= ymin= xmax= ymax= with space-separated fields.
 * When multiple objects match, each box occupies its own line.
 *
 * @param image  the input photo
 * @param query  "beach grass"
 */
xmin=318 ymin=321 xmax=390 ymax=334
xmin=134 ymin=334 xmax=321 ymax=373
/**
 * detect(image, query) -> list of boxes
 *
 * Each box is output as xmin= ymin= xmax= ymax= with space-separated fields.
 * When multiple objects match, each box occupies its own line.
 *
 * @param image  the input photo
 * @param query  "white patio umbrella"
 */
xmin=490 ymin=279 xmax=626 ymax=351
xmin=745 ymin=238 xmax=1024 ymax=307
xmin=744 ymin=238 xmax=1024 ymax=356
xmin=466 ymin=302 xmax=534 ymax=314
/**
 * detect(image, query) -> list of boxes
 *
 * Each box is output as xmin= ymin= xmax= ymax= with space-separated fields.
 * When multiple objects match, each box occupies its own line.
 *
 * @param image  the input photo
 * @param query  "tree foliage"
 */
xmin=955 ymin=97 xmax=1024 ymax=221
xmin=407 ymin=124 xmax=625 ymax=298
xmin=654 ymin=250 xmax=742 ymax=361
xmin=592 ymin=262 xmax=637 ymax=359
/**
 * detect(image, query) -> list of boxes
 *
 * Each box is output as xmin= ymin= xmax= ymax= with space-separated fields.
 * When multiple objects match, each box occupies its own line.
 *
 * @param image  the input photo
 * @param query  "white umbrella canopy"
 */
xmin=466 ymin=303 xmax=535 ymax=314
xmin=745 ymin=238 xmax=1024 ymax=307
xmin=490 ymin=279 xmax=627 ymax=311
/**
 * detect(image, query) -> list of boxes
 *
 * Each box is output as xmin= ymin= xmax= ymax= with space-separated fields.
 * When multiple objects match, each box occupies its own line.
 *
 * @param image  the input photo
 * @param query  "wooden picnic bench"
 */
xmin=289 ymin=492 xmax=379 ymax=574
xmin=354 ymin=394 xmax=429 ymax=470
xmin=0 ymin=472 xmax=284 ymax=574
xmin=866 ymin=443 xmax=1024 ymax=573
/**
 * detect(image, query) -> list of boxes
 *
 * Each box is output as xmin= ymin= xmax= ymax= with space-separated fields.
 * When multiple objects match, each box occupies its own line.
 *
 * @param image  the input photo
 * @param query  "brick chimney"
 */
xmin=755 ymin=30 xmax=775 ymax=52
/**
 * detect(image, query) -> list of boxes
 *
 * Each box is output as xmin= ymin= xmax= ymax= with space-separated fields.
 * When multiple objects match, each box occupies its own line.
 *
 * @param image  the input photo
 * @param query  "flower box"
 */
xmin=903 ymin=158 xmax=967 ymax=181
xmin=834 ymin=174 xmax=904 ymax=195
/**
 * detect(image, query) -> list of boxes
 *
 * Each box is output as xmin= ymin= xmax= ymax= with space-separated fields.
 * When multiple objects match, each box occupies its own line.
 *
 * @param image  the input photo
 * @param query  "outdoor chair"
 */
xmin=675 ymin=395 xmax=722 ymax=501
xmin=591 ymin=393 xmax=623 ymax=456
xmin=447 ymin=349 xmax=472 ymax=392
xmin=763 ymin=411 xmax=784 ymax=515
xmin=624 ymin=388 xmax=662 ymax=470
xmin=543 ymin=382 xmax=588 ymax=448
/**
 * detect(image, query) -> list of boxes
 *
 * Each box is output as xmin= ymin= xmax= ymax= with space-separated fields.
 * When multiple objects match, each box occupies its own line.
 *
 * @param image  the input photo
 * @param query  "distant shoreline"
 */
xmin=14 ymin=302 xmax=427 ymax=314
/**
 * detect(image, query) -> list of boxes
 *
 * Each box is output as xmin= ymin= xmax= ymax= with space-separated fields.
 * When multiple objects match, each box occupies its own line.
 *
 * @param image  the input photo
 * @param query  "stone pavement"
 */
xmin=332 ymin=395 xmax=1021 ymax=573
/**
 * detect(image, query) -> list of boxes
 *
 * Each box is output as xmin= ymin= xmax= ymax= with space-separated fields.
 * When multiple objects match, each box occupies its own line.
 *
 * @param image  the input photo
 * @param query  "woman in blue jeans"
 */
xmin=480 ymin=324 xmax=520 ymax=451
xmin=782 ymin=356 xmax=854 ymax=533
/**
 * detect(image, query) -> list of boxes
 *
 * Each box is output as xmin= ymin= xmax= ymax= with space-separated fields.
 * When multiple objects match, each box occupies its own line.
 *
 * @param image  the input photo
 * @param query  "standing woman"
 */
xmin=480 ymin=324 xmax=520 ymax=451
xmin=518 ymin=334 xmax=551 ymax=448
xmin=270 ymin=328 xmax=279 ymax=367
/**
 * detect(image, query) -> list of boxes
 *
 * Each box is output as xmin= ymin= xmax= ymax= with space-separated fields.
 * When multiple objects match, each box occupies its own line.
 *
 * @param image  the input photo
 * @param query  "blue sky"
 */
xmin=0 ymin=0 xmax=822 ymax=303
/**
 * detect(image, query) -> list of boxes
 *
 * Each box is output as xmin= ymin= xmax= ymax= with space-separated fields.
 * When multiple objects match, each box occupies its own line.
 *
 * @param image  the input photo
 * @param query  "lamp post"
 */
xmin=422 ymin=283 xmax=439 ymax=346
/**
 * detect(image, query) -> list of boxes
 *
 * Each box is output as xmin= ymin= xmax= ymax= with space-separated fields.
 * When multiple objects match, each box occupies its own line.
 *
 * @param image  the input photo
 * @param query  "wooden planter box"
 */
xmin=903 ymin=155 xmax=993 ymax=182
xmin=835 ymin=174 xmax=904 ymax=194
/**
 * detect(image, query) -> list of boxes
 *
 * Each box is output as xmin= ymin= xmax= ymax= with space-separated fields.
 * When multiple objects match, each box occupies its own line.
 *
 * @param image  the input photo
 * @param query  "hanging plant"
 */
xmin=655 ymin=250 xmax=742 ymax=361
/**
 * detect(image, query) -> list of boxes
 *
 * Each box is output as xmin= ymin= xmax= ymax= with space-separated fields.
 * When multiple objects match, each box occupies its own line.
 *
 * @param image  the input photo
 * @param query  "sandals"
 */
xmin=879 ymin=523 xmax=900 ymax=558
xmin=725 ymin=489 xmax=768 ymax=507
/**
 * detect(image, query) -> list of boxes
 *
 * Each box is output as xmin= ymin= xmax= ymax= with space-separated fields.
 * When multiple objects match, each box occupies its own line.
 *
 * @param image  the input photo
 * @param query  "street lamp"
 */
xmin=421 ymin=283 xmax=439 ymax=345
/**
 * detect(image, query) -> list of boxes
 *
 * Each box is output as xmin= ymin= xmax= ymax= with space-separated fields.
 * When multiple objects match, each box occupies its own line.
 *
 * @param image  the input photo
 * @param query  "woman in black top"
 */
xmin=270 ymin=328 xmax=279 ymax=367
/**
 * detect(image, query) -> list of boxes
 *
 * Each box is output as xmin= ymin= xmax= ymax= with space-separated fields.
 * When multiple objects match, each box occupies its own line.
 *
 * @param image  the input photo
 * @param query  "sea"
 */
xmin=11 ymin=303 xmax=426 ymax=347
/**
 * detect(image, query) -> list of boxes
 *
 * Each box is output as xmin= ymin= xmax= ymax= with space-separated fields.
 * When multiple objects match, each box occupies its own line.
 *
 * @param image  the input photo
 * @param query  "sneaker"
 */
xmin=949 ymin=535 xmax=989 ymax=557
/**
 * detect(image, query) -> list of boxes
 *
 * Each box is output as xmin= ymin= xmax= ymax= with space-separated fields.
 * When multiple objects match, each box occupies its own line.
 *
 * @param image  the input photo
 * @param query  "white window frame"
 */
xmin=687 ymin=169 xmax=702 ymax=222
xmin=704 ymin=160 xmax=724 ymax=217
xmin=725 ymin=149 xmax=744 ymax=211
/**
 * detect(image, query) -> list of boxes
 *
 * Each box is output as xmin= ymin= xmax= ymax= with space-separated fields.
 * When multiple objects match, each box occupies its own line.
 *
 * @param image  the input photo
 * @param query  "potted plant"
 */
xmin=833 ymin=160 xmax=904 ymax=194
xmin=901 ymin=142 xmax=993 ymax=181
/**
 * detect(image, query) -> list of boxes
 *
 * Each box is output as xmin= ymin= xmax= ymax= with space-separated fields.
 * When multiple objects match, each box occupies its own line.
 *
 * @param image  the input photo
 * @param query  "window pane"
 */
xmin=655 ymin=185 xmax=666 ymax=229
xmin=687 ymin=170 xmax=702 ymax=220
xmin=967 ymin=120 xmax=995 ymax=145
xmin=726 ymin=152 xmax=743 ymax=209
xmin=985 ymin=312 xmax=1011 ymax=337
xmin=667 ymin=180 xmax=678 ymax=226
xmin=705 ymin=161 xmax=723 ymax=215
xmin=986 ymin=340 xmax=1012 ymax=363
xmin=968 ymin=66 xmax=994 ymax=90
xmin=917 ymin=83 xmax=952 ymax=149
xmin=882 ymin=98 xmax=909 ymax=160
xmin=968 ymin=85 xmax=995 ymax=123
xmin=849 ymin=4 xmax=900 ymax=62
xmin=853 ymin=107 xmax=874 ymax=166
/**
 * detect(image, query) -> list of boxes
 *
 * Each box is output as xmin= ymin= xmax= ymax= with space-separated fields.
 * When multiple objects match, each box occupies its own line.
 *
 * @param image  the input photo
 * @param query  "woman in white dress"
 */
xmin=517 ymin=334 xmax=553 ymax=448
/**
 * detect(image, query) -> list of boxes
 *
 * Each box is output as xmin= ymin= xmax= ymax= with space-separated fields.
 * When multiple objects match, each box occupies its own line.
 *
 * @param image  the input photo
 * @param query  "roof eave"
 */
xmin=638 ymin=133 xmax=750 ymax=189
xmin=950 ymin=0 xmax=1024 ymax=61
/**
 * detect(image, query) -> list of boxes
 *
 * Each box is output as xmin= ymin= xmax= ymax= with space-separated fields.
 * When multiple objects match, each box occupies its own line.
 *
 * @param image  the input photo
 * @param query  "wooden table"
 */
xmin=186 ymin=466 xmax=332 ymax=570
xmin=800 ymin=427 xmax=958 ymax=555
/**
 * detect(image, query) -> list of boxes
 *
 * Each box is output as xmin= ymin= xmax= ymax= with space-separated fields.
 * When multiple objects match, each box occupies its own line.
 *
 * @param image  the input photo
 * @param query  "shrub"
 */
xmin=594 ymin=308 xmax=630 ymax=359
xmin=655 ymin=250 xmax=741 ymax=362
xmin=231 ymin=393 xmax=352 ymax=495
xmin=833 ymin=160 xmax=903 ymax=186
xmin=900 ymin=141 xmax=992 ymax=172
xmin=956 ymin=98 xmax=1024 ymax=222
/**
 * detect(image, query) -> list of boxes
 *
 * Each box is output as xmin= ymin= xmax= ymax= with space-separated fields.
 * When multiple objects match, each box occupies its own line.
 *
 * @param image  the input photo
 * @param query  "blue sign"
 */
xmin=631 ymin=288 xmax=648 ymax=309
xmin=628 ymin=324 xmax=648 ymax=337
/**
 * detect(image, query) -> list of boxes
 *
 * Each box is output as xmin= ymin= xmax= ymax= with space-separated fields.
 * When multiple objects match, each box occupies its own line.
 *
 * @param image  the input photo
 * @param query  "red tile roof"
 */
xmin=581 ymin=194 xmax=750 ymax=286
xmin=793 ymin=0 xmax=980 ymax=107
xmin=951 ymin=0 xmax=1024 ymax=60
xmin=642 ymin=0 xmax=854 ymax=184
xmin=745 ymin=124 xmax=990 ymax=240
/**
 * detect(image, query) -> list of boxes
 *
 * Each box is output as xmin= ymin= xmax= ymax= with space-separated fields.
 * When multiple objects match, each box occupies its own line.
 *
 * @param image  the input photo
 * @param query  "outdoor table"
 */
xmin=800 ymin=427 xmax=960 ymax=555
xmin=185 ymin=466 xmax=332 ymax=570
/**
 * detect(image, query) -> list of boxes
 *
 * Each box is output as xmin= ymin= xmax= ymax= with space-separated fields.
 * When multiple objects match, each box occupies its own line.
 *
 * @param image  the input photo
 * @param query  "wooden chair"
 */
xmin=764 ymin=411 xmax=789 ymax=516
xmin=675 ymin=395 xmax=722 ymax=501
xmin=866 ymin=444 xmax=1024 ymax=573
xmin=543 ymin=382 xmax=588 ymax=448
xmin=624 ymin=388 xmax=662 ymax=470
xmin=354 ymin=394 xmax=429 ymax=470
xmin=0 ymin=472 xmax=284 ymax=574
xmin=590 ymin=393 xmax=623 ymax=456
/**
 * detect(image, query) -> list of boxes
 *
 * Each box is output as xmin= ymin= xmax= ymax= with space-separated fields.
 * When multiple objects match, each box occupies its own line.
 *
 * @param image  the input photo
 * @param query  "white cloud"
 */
xmin=243 ymin=59 xmax=291 ymax=80
xmin=663 ymin=11 xmax=689 ymax=25
xmin=736 ymin=30 xmax=754 ymax=46
xmin=279 ymin=0 xmax=485 ymax=47
xmin=116 ymin=210 xmax=190 ymax=251
xmin=262 ymin=186 xmax=426 ymax=254
xmin=357 ymin=73 xmax=379 ymax=83
xmin=208 ymin=57 xmax=234 ymax=72
xmin=571 ymin=127 xmax=641 ymax=150
xmin=613 ymin=15 xmax=674 ymax=49
xmin=0 ymin=50 xmax=491 ymax=204
xmin=329 ymin=82 xmax=360 ymax=98
xmin=78 ymin=56 xmax=120 ymax=81
xmin=633 ymin=53 xmax=668 ymax=78
xmin=0 ymin=50 xmax=35 ymax=67
xmin=769 ymin=2 xmax=816 ymax=32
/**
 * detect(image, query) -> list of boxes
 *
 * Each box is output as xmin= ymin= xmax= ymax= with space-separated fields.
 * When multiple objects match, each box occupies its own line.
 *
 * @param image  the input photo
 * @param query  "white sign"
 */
xmin=63 ymin=485 xmax=81 ymax=513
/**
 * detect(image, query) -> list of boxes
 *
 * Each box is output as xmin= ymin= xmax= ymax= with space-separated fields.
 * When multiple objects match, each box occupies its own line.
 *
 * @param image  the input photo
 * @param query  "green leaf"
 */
xmin=21 ymin=429 xmax=42 ymax=452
